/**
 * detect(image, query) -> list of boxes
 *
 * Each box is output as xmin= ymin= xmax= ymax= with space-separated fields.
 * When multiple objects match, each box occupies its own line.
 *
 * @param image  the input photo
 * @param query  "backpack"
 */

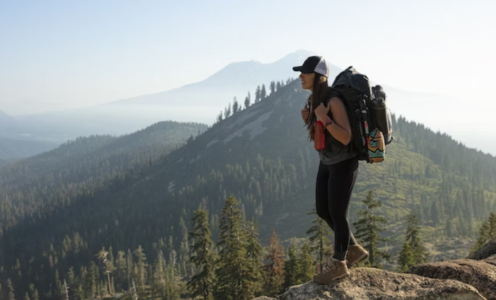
xmin=327 ymin=66 xmax=394 ymax=163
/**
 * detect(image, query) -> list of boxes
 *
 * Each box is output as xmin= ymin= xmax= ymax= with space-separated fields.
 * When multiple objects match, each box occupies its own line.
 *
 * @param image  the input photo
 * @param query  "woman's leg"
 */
xmin=315 ymin=161 xmax=358 ymax=246
xmin=315 ymin=162 xmax=334 ymax=228
xmin=328 ymin=156 xmax=359 ymax=261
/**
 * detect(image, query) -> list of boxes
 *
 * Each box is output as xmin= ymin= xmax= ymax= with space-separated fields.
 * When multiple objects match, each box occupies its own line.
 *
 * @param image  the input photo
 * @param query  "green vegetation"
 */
xmin=471 ymin=212 xmax=496 ymax=253
xmin=1 ymin=79 xmax=495 ymax=298
xmin=306 ymin=209 xmax=333 ymax=273
xmin=353 ymin=190 xmax=391 ymax=268
xmin=397 ymin=213 xmax=428 ymax=272
xmin=187 ymin=207 xmax=216 ymax=300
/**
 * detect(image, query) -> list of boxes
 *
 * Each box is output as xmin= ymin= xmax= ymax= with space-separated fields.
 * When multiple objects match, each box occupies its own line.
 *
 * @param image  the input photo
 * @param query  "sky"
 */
xmin=1 ymin=0 xmax=495 ymax=116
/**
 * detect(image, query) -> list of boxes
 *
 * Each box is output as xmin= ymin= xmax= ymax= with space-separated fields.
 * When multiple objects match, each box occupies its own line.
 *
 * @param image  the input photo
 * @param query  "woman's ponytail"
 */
xmin=305 ymin=73 xmax=329 ymax=142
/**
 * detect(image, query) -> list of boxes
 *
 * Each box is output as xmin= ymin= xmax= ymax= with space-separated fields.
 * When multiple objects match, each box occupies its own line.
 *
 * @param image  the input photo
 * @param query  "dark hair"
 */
xmin=305 ymin=73 xmax=329 ymax=141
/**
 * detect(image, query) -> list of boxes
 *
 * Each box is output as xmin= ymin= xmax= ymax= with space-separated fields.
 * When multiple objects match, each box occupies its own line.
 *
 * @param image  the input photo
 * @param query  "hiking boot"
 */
xmin=313 ymin=256 xmax=350 ymax=284
xmin=346 ymin=244 xmax=369 ymax=268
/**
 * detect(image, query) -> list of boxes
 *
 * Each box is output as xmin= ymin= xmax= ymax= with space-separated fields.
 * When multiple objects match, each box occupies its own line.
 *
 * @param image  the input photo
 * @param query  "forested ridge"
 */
xmin=0 ymin=79 xmax=495 ymax=299
xmin=0 ymin=138 xmax=58 ymax=162
xmin=0 ymin=121 xmax=207 ymax=233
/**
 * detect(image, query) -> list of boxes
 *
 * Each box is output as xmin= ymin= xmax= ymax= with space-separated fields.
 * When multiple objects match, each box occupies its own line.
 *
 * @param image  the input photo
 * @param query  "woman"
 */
xmin=293 ymin=56 xmax=369 ymax=284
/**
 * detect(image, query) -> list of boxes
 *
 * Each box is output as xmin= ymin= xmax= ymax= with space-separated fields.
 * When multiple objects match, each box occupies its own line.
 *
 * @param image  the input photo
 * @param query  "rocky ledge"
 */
xmin=406 ymin=245 xmax=496 ymax=300
xmin=252 ymin=239 xmax=496 ymax=300
xmin=408 ymin=258 xmax=496 ymax=300
xmin=253 ymin=267 xmax=485 ymax=300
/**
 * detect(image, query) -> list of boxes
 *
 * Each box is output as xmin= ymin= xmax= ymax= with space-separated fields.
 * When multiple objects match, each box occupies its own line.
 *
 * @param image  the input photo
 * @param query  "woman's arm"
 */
xmin=325 ymin=97 xmax=352 ymax=145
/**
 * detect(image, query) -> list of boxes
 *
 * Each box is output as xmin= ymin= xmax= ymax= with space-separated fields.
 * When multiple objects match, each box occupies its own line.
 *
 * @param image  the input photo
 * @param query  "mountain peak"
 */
xmin=277 ymin=49 xmax=317 ymax=63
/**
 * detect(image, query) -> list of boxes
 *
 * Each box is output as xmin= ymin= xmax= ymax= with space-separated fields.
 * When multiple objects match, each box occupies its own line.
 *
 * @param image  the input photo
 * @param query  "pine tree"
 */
xmin=405 ymin=213 xmax=429 ymax=264
xmin=397 ymin=241 xmax=415 ymax=272
xmin=255 ymin=86 xmax=261 ymax=103
xmin=126 ymin=249 xmax=134 ymax=289
xmin=115 ymin=251 xmax=127 ymax=292
xmin=232 ymin=97 xmax=239 ymax=114
xmin=151 ymin=250 xmax=167 ymax=298
xmin=472 ymin=212 xmax=496 ymax=252
xmin=7 ymin=279 xmax=15 ymax=300
xmin=165 ymin=263 xmax=179 ymax=300
xmin=168 ymin=235 xmax=177 ymax=268
xmin=353 ymin=190 xmax=391 ymax=268
xmin=262 ymin=229 xmax=285 ymax=297
xmin=270 ymin=81 xmax=275 ymax=94
xmin=240 ymin=203 xmax=247 ymax=223
xmin=83 ymin=263 xmax=97 ymax=299
xmin=63 ymin=280 xmax=69 ymax=300
xmin=133 ymin=246 xmax=148 ymax=293
xmin=261 ymin=85 xmax=267 ymax=100
xmin=276 ymin=81 xmax=282 ymax=91
xmin=305 ymin=209 xmax=333 ymax=272
xmin=54 ymin=270 xmax=64 ymax=299
xmin=178 ymin=217 xmax=191 ymax=277
xmin=78 ymin=266 xmax=87 ymax=299
xmin=244 ymin=218 xmax=264 ymax=297
xmin=217 ymin=111 xmax=223 ymax=123
xmin=187 ymin=207 xmax=217 ymax=300
xmin=283 ymin=239 xmax=300 ymax=288
xmin=109 ymin=246 xmax=115 ymax=268
xmin=28 ymin=284 xmax=39 ymax=300
xmin=297 ymin=241 xmax=315 ymax=284
xmin=130 ymin=279 xmax=138 ymax=300
xmin=94 ymin=247 xmax=114 ymax=296
xmin=67 ymin=266 xmax=76 ymax=289
xmin=224 ymin=103 xmax=232 ymax=119
xmin=244 ymin=92 xmax=251 ymax=109
xmin=214 ymin=195 xmax=253 ymax=300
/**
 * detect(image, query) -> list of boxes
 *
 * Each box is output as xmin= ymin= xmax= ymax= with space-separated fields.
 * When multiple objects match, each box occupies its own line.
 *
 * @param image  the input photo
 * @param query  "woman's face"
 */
xmin=299 ymin=72 xmax=315 ymax=91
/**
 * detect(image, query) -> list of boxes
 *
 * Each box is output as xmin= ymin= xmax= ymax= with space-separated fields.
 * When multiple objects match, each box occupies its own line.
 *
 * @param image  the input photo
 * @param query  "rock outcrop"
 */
xmin=253 ymin=267 xmax=486 ymax=300
xmin=469 ymin=240 xmax=496 ymax=260
xmin=409 ymin=257 xmax=496 ymax=300
xmin=252 ymin=240 xmax=496 ymax=300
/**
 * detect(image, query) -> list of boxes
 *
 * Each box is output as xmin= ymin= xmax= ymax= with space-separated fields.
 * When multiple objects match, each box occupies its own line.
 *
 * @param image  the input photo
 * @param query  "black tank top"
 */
xmin=317 ymin=89 xmax=357 ymax=165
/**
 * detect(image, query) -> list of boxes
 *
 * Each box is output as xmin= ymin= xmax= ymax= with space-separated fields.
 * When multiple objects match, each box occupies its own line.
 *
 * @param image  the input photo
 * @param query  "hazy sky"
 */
xmin=1 ymin=0 xmax=495 ymax=115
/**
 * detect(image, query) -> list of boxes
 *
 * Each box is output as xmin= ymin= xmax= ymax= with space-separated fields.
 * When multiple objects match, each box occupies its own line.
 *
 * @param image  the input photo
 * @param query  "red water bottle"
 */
xmin=314 ymin=119 xmax=325 ymax=150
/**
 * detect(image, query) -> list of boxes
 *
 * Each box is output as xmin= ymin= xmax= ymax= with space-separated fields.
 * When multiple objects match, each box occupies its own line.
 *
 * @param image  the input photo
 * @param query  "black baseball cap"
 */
xmin=293 ymin=56 xmax=330 ymax=77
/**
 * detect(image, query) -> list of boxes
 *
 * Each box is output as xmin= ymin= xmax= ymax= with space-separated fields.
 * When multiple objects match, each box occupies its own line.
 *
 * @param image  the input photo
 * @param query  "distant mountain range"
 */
xmin=7 ymin=50 xmax=333 ymax=141
xmin=3 ymin=50 xmax=324 ymax=161
xmin=111 ymin=49 xmax=340 ymax=107
xmin=3 ymin=50 xmax=491 ymax=156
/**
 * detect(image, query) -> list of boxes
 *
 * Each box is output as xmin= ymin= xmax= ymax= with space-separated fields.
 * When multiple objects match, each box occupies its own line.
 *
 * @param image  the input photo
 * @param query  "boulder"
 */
xmin=469 ymin=240 xmax=496 ymax=260
xmin=255 ymin=267 xmax=485 ymax=300
xmin=483 ymin=254 xmax=496 ymax=267
xmin=409 ymin=258 xmax=496 ymax=300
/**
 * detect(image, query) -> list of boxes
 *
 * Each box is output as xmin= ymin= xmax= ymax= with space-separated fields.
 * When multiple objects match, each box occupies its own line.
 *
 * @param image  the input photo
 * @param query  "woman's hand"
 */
xmin=314 ymin=102 xmax=330 ymax=121
xmin=301 ymin=103 xmax=309 ymax=123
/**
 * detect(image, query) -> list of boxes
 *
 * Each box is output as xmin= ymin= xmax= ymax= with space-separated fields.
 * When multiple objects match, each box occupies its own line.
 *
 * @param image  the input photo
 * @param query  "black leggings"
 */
xmin=315 ymin=156 xmax=359 ymax=254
